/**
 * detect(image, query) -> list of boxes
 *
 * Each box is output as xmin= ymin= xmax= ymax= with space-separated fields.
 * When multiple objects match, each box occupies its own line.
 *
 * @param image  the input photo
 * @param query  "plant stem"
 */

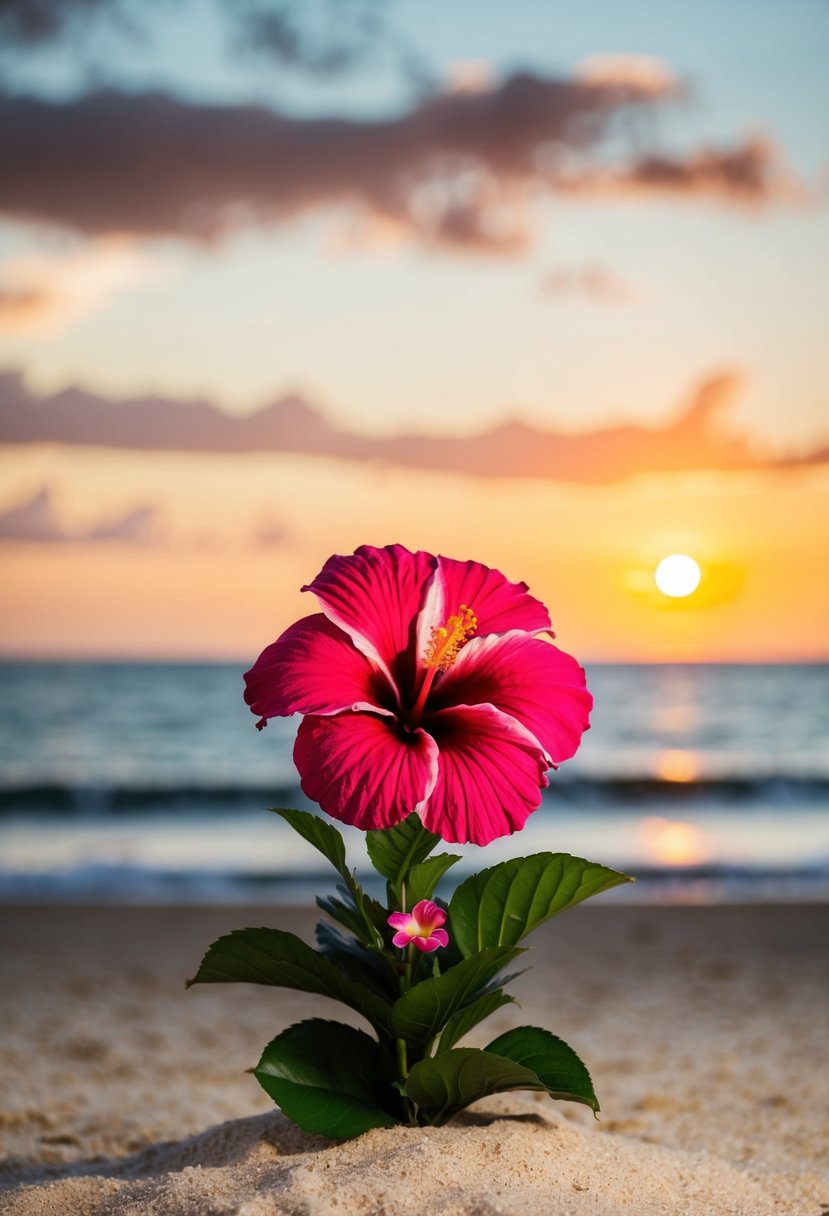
xmin=345 ymin=871 xmax=383 ymax=948
xmin=396 ymin=1036 xmax=418 ymax=1126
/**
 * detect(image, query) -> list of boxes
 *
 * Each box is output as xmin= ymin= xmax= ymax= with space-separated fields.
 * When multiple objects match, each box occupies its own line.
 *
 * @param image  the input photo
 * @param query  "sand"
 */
xmin=1 ymin=903 xmax=827 ymax=1215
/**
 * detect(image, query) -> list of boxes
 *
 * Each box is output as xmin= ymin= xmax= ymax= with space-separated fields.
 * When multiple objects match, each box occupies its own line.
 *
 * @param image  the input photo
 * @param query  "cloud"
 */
xmin=0 ymin=0 xmax=123 ymax=45
xmin=0 ymin=0 xmax=428 ymax=85
xmin=85 ymin=503 xmax=158 ymax=543
xmin=255 ymin=517 xmax=289 ymax=548
xmin=557 ymin=136 xmax=798 ymax=206
xmin=0 ymin=239 xmax=164 ymax=335
xmin=0 ymin=481 xmax=160 ymax=543
xmin=0 ymin=484 xmax=66 ymax=540
xmin=2 ymin=368 xmax=826 ymax=483
xmin=539 ymin=264 xmax=637 ymax=304
xmin=0 ymin=68 xmax=796 ymax=255
xmin=227 ymin=0 xmax=427 ymax=83
xmin=574 ymin=53 xmax=680 ymax=97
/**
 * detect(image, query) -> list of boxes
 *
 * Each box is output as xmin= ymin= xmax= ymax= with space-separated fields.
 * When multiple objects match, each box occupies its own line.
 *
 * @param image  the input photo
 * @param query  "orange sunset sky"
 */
xmin=0 ymin=0 xmax=827 ymax=662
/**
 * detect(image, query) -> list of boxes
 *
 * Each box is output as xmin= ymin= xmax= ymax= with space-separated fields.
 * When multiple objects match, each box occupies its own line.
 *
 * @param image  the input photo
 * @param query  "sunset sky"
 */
xmin=1 ymin=0 xmax=827 ymax=662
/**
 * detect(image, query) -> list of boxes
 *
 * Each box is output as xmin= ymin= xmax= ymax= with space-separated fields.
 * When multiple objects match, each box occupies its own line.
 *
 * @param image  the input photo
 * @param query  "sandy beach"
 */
xmin=1 ymin=902 xmax=827 ymax=1215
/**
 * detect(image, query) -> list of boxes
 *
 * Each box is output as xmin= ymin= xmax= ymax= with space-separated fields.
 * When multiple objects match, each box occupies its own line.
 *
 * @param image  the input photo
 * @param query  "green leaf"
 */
xmin=407 ymin=853 xmax=461 ymax=905
xmin=270 ymin=807 xmax=348 ymax=880
xmin=365 ymin=813 xmax=441 ymax=885
xmin=316 ymin=892 xmax=365 ymax=939
xmin=406 ymin=1048 xmax=549 ymax=1124
xmin=449 ymin=853 xmax=633 ymax=957
xmin=186 ymin=927 xmax=391 ymax=1034
xmin=486 ymin=1025 xmax=599 ymax=1113
xmin=391 ymin=946 xmax=523 ymax=1046
xmin=316 ymin=882 xmax=388 ymax=949
xmin=315 ymin=921 xmax=397 ymax=1000
xmin=437 ymin=989 xmax=516 ymax=1054
xmin=254 ymin=1019 xmax=400 ymax=1139
xmin=272 ymin=809 xmax=387 ymax=948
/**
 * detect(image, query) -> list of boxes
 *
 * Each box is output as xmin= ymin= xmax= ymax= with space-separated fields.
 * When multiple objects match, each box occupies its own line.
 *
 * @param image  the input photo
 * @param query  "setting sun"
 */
xmin=655 ymin=554 xmax=702 ymax=598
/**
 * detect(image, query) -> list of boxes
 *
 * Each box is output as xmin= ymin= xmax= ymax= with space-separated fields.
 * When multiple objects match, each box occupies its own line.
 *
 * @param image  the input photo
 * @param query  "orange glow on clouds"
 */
xmin=0 ymin=446 xmax=827 ymax=661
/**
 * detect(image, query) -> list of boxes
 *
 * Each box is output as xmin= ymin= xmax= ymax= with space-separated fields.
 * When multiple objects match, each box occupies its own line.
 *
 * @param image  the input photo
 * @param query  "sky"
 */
xmin=0 ymin=0 xmax=827 ymax=662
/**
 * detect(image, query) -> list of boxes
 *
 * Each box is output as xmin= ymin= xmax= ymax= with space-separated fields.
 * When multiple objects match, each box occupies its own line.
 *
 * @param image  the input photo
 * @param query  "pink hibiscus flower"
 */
xmin=243 ymin=544 xmax=592 ymax=846
xmin=388 ymin=900 xmax=449 ymax=953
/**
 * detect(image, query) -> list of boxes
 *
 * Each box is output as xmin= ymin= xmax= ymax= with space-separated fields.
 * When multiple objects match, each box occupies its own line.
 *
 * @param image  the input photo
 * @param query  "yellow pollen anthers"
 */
xmin=423 ymin=604 xmax=477 ymax=671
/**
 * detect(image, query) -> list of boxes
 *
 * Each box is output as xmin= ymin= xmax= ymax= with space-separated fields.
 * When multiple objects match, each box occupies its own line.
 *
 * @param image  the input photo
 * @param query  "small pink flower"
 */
xmin=387 ymin=900 xmax=449 ymax=953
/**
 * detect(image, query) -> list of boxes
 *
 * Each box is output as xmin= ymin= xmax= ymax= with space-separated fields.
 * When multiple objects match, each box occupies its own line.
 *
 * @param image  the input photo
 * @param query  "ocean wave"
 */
xmin=1 ymin=773 xmax=828 ymax=816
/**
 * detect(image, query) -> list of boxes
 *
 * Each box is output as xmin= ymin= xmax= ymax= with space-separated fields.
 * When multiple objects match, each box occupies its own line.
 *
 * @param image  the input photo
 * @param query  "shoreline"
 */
xmin=1 ymin=903 xmax=827 ymax=1213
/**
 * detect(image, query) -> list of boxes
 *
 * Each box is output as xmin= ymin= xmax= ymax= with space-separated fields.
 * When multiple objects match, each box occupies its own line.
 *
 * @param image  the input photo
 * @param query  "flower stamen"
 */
xmin=423 ymin=605 xmax=477 ymax=671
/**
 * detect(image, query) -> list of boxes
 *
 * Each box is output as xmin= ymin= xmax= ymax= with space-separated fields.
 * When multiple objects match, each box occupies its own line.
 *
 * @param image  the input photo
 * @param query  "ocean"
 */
xmin=1 ymin=661 xmax=827 ymax=904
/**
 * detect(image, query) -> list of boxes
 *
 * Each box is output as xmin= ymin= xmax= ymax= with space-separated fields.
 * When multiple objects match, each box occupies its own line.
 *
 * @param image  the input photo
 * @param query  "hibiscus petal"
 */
xmin=387 ymin=912 xmax=412 ymax=930
xmin=243 ymin=614 xmax=395 ymax=724
xmin=429 ymin=631 xmax=592 ymax=764
xmin=303 ymin=545 xmax=436 ymax=692
xmin=392 ymin=930 xmax=413 ymax=948
xmin=421 ymin=704 xmax=550 ymax=846
xmin=417 ymin=555 xmax=552 ymax=657
xmin=429 ymin=928 xmax=449 ymax=948
xmin=294 ymin=711 xmax=439 ymax=832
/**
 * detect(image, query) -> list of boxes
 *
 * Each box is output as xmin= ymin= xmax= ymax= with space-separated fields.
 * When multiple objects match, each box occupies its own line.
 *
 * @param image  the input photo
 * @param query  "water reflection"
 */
xmin=640 ymin=816 xmax=710 ymax=867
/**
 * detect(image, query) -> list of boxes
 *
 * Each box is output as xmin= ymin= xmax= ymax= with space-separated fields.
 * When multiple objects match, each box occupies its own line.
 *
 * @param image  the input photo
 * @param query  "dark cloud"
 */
xmin=0 ymin=483 xmax=66 ymax=540
xmin=228 ymin=0 xmax=425 ymax=82
xmin=557 ymin=137 xmax=795 ymax=205
xmin=2 ymin=368 xmax=825 ymax=483
xmin=0 ymin=69 xmax=792 ymax=254
xmin=0 ymin=0 xmax=120 ymax=44
xmin=0 ymin=0 xmax=423 ymax=83
xmin=0 ymin=480 xmax=159 ymax=543
xmin=85 ymin=503 xmax=157 ymax=543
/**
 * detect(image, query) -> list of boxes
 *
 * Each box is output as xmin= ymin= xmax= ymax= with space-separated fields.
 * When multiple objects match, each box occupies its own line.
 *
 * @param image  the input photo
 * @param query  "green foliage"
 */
xmin=314 ymin=921 xmax=398 ymax=999
xmin=407 ymin=1026 xmax=599 ymax=1124
xmin=365 ymin=812 xmax=441 ymax=893
xmin=486 ymin=1025 xmax=599 ymax=1113
xmin=436 ymin=989 xmax=516 ymax=1054
xmin=316 ymin=891 xmax=366 ymax=939
xmin=254 ymin=1020 xmax=400 ymax=1139
xmin=407 ymin=852 xmax=461 ymax=905
xmin=406 ymin=1048 xmax=549 ymax=1124
xmin=390 ymin=946 xmax=523 ymax=1047
xmin=188 ymin=816 xmax=624 ymax=1137
xmin=186 ymin=926 xmax=391 ymax=1034
xmin=449 ymin=852 xmax=633 ymax=957
xmin=273 ymin=808 xmax=386 ymax=949
xmin=315 ymin=882 xmax=389 ymax=950
xmin=270 ymin=807 xmax=348 ymax=880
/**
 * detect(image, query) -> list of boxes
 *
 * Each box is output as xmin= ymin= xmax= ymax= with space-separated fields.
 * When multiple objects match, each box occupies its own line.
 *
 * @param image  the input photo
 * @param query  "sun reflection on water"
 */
xmin=640 ymin=816 xmax=709 ymax=867
xmin=657 ymin=749 xmax=700 ymax=783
